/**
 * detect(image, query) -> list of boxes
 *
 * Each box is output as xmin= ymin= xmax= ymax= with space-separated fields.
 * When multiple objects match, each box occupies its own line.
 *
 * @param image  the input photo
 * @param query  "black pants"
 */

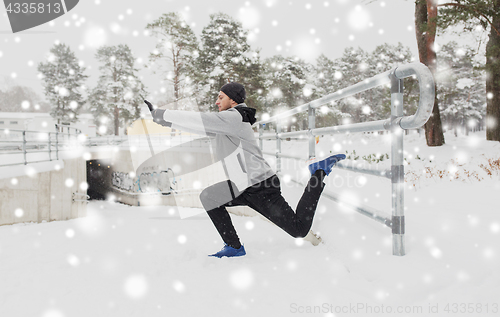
xmin=200 ymin=170 xmax=326 ymax=249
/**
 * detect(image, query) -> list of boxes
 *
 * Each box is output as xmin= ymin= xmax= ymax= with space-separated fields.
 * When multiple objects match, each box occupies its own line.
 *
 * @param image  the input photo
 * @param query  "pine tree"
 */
xmin=315 ymin=54 xmax=339 ymax=97
xmin=145 ymin=12 xmax=198 ymax=109
xmin=437 ymin=42 xmax=486 ymax=134
xmin=37 ymin=43 xmax=87 ymax=124
xmin=89 ymin=44 xmax=147 ymax=136
xmin=0 ymin=85 xmax=49 ymax=112
xmin=438 ymin=0 xmax=500 ymax=141
xmin=314 ymin=44 xmax=417 ymax=128
xmin=314 ymin=54 xmax=351 ymax=128
xmin=262 ymin=55 xmax=312 ymax=130
xmin=193 ymin=12 xmax=264 ymax=112
xmin=369 ymin=43 xmax=419 ymax=121
xmin=327 ymin=47 xmax=372 ymax=124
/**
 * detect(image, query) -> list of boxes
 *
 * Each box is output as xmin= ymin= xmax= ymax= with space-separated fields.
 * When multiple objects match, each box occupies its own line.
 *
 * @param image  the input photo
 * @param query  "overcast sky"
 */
xmin=0 ymin=0 xmax=478 ymax=106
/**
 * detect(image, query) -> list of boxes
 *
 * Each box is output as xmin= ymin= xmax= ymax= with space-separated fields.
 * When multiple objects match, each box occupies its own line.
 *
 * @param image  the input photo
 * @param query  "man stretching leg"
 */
xmin=150 ymin=82 xmax=345 ymax=258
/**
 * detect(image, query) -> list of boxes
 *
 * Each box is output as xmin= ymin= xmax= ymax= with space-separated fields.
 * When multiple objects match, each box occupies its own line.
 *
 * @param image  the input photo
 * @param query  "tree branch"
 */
xmin=438 ymin=2 xmax=500 ymax=37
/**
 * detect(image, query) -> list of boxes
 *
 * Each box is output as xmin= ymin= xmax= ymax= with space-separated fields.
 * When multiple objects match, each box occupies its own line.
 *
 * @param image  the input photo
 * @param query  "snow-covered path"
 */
xmin=1 ymin=131 xmax=499 ymax=317
xmin=1 ymin=182 xmax=499 ymax=317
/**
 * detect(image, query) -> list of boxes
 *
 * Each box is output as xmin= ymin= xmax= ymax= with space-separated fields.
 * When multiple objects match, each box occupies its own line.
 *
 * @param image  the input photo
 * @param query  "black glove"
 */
xmin=144 ymin=99 xmax=154 ymax=111
xmin=151 ymin=109 xmax=171 ymax=127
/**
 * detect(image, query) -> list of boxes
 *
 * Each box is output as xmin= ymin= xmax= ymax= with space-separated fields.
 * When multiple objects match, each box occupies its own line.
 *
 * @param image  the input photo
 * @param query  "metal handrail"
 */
xmin=257 ymin=69 xmax=396 ymax=125
xmin=253 ymin=62 xmax=435 ymax=256
xmin=55 ymin=124 xmax=81 ymax=135
xmin=255 ymin=63 xmax=434 ymax=135
xmin=287 ymin=176 xmax=392 ymax=227
xmin=262 ymin=150 xmax=391 ymax=178
xmin=1 ymin=129 xmax=213 ymax=168
xmin=72 ymin=192 xmax=90 ymax=203
xmin=394 ymin=63 xmax=435 ymax=129
xmin=0 ymin=126 xmax=82 ymax=167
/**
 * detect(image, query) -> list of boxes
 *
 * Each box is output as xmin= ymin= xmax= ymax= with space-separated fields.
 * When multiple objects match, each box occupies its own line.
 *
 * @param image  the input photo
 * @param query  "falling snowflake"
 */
xmin=348 ymin=6 xmax=371 ymax=30
xmin=124 ymin=274 xmax=148 ymax=299
xmin=65 ymin=178 xmax=74 ymax=188
xmin=229 ymin=268 xmax=254 ymax=290
xmin=173 ymin=280 xmax=186 ymax=293
xmin=67 ymin=254 xmax=80 ymax=267
xmin=295 ymin=239 xmax=304 ymax=247
xmin=84 ymin=25 xmax=107 ymax=48
xmin=14 ymin=208 xmax=24 ymax=218
xmin=429 ymin=247 xmax=442 ymax=259
xmin=490 ymin=223 xmax=500 ymax=233
xmin=65 ymin=229 xmax=75 ymax=238
xmin=177 ymin=235 xmax=187 ymax=244
xmin=245 ymin=221 xmax=254 ymax=230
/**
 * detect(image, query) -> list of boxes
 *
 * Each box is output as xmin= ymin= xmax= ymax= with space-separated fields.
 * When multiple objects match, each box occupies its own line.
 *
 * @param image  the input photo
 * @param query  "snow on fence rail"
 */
xmin=0 ymin=124 xmax=83 ymax=166
xmin=0 ymin=125 xmax=138 ymax=166
xmin=254 ymin=62 xmax=435 ymax=256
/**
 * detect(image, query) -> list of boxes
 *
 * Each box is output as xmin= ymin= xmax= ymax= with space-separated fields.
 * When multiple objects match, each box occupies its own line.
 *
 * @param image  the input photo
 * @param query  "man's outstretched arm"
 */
xmin=147 ymin=102 xmax=244 ymax=137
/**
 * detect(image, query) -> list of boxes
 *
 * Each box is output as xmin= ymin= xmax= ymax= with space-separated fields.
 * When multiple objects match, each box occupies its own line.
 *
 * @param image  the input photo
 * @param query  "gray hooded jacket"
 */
xmin=156 ymin=104 xmax=275 ymax=193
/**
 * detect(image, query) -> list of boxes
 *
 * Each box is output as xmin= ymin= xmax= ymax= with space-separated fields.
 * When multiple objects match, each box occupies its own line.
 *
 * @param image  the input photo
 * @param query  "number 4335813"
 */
xmin=443 ymin=303 xmax=498 ymax=314
xmin=5 ymin=2 xmax=62 ymax=14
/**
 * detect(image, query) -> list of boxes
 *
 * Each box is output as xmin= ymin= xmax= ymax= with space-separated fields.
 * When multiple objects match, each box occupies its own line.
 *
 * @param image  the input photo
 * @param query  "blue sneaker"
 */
xmin=209 ymin=244 xmax=246 ymax=258
xmin=308 ymin=154 xmax=346 ymax=176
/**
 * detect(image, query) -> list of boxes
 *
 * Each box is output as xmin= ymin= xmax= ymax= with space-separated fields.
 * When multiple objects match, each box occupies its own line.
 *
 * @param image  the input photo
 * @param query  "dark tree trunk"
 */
xmin=415 ymin=0 xmax=445 ymax=146
xmin=114 ymin=105 xmax=119 ymax=136
xmin=486 ymin=0 xmax=500 ymax=141
xmin=172 ymin=46 xmax=180 ymax=110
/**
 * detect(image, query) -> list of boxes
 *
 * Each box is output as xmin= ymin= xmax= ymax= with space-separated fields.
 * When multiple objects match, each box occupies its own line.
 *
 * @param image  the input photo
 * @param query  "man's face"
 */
xmin=216 ymin=91 xmax=236 ymax=112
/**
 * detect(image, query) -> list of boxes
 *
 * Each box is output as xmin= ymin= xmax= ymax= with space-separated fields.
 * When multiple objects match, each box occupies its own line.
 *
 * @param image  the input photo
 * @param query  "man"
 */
xmin=150 ymin=82 xmax=345 ymax=258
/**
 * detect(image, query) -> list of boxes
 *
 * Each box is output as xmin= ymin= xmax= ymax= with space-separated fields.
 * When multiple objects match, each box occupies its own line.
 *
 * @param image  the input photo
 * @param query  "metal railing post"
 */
xmin=55 ymin=128 xmax=59 ymax=160
xmin=251 ymin=63 xmax=434 ymax=257
xmin=48 ymin=132 xmax=52 ymax=161
xmin=276 ymin=123 xmax=281 ymax=173
xmin=390 ymin=72 xmax=405 ymax=256
xmin=258 ymin=124 xmax=263 ymax=150
xmin=308 ymin=105 xmax=316 ymax=159
xmin=22 ymin=131 xmax=27 ymax=165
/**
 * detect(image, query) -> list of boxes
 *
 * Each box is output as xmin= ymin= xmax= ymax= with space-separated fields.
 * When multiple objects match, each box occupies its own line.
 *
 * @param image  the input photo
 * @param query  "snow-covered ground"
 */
xmin=1 ymin=130 xmax=499 ymax=317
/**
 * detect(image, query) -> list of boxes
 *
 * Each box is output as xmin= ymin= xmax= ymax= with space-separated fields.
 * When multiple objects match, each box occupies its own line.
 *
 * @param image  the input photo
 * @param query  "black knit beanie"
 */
xmin=220 ymin=82 xmax=246 ymax=104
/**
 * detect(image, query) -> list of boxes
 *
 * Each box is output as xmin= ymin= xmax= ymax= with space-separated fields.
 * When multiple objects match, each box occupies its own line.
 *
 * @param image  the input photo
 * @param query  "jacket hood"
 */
xmin=234 ymin=104 xmax=257 ymax=125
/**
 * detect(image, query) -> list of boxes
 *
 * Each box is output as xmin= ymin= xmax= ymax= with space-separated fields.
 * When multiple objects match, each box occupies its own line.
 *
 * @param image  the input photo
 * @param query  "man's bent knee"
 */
xmin=199 ymin=189 xmax=213 ymax=211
